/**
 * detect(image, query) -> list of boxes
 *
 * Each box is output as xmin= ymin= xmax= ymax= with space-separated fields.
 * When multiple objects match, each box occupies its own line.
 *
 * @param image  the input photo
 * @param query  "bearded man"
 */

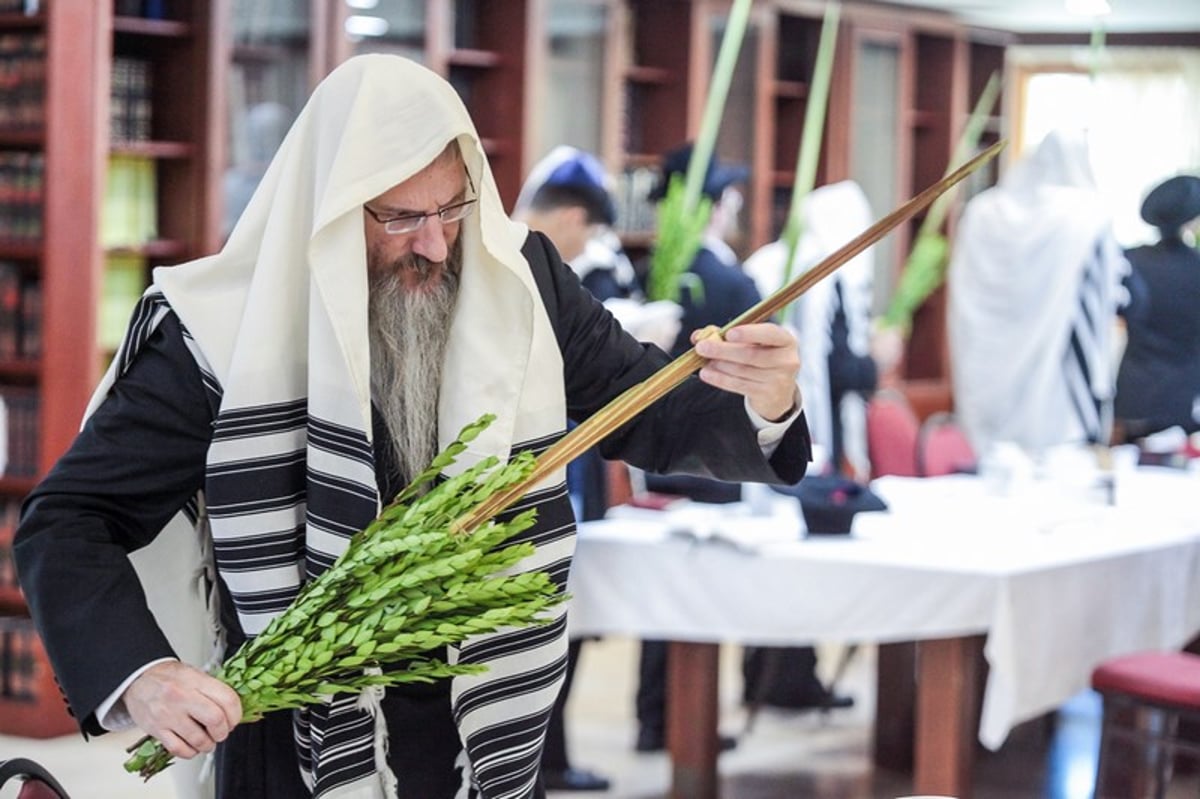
xmin=14 ymin=55 xmax=810 ymax=799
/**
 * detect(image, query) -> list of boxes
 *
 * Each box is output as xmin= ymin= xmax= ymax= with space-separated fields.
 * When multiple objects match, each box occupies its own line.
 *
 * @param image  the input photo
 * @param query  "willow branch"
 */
xmin=453 ymin=139 xmax=1006 ymax=532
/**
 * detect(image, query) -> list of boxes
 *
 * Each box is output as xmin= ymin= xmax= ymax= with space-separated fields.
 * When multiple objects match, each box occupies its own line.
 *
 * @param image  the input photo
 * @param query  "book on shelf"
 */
xmin=100 ymin=254 xmax=146 ymax=353
xmin=0 ymin=260 xmax=18 ymax=360
xmin=0 ymin=151 xmax=44 ymax=242
xmin=110 ymin=56 xmax=153 ymax=143
xmin=0 ymin=0 xmax=40 ymax=14
xmin=615 ymin=166 xmax=658 ymax=237
xmin=102 ymin=154 xmax=157 ymax=249
xmin=17 ymin=277 xmax=37 ymax=358
xmin=0 ymin=32 xmax=46 ymax=131
xmin=0 ymin=385 xmax=38 ymax=479
xmin=0 ymin=499 xmax=22 ymax=609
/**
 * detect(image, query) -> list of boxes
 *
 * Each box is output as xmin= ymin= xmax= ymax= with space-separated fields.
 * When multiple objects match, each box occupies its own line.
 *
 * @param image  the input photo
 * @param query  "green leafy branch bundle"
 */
xmin=881 ymin=71 xmax=1001 ymax=334
xmin=124 ymin=414 xmax=565 ymax=780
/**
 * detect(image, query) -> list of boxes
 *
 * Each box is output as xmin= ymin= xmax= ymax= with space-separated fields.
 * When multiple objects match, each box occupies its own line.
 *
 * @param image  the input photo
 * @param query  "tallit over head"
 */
xmin=948 ymin=129 xmax=1127 ymax=456
xmin=97 ymin=54 xmax=569 ymax=798
xmin=743 ymin=180 xmax=876 ymax=475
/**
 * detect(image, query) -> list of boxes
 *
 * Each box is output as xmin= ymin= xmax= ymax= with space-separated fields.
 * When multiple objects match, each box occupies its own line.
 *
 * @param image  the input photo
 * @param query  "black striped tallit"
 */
xmin=108 ymin=291 xmax=574 ymax=798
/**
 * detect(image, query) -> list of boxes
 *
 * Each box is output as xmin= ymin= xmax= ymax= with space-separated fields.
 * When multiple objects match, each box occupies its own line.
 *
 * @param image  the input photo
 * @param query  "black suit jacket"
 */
xmin=1115 ymin=238 xmax=1200 ymax=435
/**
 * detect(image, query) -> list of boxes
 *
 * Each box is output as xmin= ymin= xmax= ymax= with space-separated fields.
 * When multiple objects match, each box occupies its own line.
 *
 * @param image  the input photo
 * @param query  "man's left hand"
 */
xmin=693 ymin=322 xmax=800 ymax=422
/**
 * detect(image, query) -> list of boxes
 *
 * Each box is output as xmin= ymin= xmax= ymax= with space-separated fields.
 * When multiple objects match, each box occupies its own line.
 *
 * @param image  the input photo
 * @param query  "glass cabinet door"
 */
xmin=226 ymin=0 xmax=312 ymax=239
xmin=536 ymin=0 xmax=609 ymax=161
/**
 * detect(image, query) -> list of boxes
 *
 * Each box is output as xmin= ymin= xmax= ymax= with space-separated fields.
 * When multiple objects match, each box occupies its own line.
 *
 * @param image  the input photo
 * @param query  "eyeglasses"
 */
xmin=364 ymin=170 xmax=479 ymax=235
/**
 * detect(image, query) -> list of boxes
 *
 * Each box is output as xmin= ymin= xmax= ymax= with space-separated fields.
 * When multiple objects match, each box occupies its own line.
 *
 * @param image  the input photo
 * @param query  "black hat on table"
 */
xmin=772 ymin=474 xmax=888 ymax=536
xmin=1140 ymin=174 xmax=1200 ymax=231
xmin=648 ymin=142 xmax=750 ymax=202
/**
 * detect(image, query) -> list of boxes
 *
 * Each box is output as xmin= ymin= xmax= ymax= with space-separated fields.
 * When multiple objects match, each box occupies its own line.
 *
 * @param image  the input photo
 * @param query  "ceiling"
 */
xmin=865 ymin=0 xmax=1200 ymax=34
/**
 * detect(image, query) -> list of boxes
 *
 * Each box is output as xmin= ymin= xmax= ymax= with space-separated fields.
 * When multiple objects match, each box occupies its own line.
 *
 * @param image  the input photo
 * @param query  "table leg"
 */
xmin=667 ymin=641 xmax=720 ymax=799
xmin=913 ymin=635 xmax=986 ymax=799
xmin=874 ymin=641 xmax=917 ymax=771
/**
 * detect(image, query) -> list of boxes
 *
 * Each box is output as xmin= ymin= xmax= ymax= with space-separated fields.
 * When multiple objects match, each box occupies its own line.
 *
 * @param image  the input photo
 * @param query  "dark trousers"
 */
xmin=636 ymin=639 xmax=668 ymax=733
xmin=542 ymin=639 xmax=584 ymax=771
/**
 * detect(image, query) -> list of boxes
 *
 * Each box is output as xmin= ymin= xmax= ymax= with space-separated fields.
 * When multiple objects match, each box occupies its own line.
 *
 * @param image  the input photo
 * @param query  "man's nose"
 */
xmin=411 ymin=216 xmax=449 ymax=263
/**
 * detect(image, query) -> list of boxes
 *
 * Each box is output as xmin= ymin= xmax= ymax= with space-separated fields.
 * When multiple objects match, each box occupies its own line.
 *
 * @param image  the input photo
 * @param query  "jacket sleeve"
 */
xmin=13 ymin=313 xmax=214 ymax=735
xmin=522 ymin=231 xmax=810 ymax=486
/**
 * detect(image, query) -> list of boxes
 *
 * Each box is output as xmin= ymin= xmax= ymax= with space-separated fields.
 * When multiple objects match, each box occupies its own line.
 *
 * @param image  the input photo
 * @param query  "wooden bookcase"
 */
xmin=0 ymin=0 xmax=223 ymax=738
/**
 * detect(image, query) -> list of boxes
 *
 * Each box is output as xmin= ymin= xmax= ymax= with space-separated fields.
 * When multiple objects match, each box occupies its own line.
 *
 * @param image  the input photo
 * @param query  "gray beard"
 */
xmin=367 ymin=247 xmax=461 ymax=492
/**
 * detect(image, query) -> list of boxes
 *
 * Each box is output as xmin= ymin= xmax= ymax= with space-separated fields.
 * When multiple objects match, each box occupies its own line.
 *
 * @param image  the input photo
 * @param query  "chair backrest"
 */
xmin=917 ymin=412 xmax=977 ymax=477
xmin=866 ymin=388 xmax=921 ymax=478
xmin=0 ymin=759 xmax=71 ymax=799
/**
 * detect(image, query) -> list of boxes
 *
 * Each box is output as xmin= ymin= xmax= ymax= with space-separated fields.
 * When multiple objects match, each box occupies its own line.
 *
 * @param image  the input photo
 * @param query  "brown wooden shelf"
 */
xmin=447 ymin=48 xmax=502 ymax=69
xmin=0 ymin=476 xmax=37 ymax=496
xmin=0 ymin=241 xmax=40 ymax=260
xmin=0 ymin=128 xmax=42 ymax=147
xmin=625 ymin=65 xmax=672 ymax=85
xmin=907 ymin=108 xmax=946 ymax=130
xmin=773 ymin=79 xmax=808 ymax=100
xmin=112 ymin=15 xmax=190 ymax=38
xmin=109 ymin=139 xmax=194 ymax=159
xmin=618 ymin=231 xmax=655 ymax=249
xmin=479 ymin=137 xmax=512 ymax=157
xmin=106 ymin=239 xmax=188 ymax=259
xmin=623 ymin=152 xmax=662 ymax=169
xmin=772 ymin=170 xmax=797 ymax=188
xmin=0 ymin=359 xmax=39 ymax=381
xmin=0 ymin=12 xmax=44 ymax=29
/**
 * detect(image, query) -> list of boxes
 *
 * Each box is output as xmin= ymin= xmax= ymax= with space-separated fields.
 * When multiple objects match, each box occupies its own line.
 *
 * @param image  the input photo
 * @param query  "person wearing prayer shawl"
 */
xmin=744 ymin=180 xmax=903 ymax=480
xmin=947 ymin=128 xmax=1129 ymax=458
xmin=13 ymin=55 xmax=810 ymax=799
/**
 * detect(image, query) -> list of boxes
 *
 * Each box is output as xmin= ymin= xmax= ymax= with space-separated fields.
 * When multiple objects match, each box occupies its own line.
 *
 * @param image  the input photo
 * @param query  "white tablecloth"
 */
xmin=567 ymin=468 xmax=1200 ymax=749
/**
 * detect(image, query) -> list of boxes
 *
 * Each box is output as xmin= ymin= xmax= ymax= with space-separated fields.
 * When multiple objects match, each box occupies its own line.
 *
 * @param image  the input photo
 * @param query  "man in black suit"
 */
xmin=1116 ymin=173 xmax=1200 ymax=440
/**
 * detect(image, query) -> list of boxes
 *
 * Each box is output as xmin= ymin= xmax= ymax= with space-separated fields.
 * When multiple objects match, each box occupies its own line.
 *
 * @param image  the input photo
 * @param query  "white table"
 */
xmin=567 ymin=467 xmax=1200 ymax=798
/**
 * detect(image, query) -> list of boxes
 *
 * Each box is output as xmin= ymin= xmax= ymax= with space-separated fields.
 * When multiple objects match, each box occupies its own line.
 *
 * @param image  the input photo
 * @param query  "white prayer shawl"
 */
xmin=89 ymin=55 xmax=568 ymax=799
xmin=743 ymin=181 xmax=875 ymax=476
xmin=948 ymin=129 xmax=1128 ymax=458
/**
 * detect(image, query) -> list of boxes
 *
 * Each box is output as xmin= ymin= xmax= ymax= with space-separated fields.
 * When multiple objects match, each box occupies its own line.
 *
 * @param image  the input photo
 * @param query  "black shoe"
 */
xmin=635 ymin=727 xmax=738 ymax=753
xmin=635 ymin=726 xmax=664 ymax=752
xmin=820 ymin=691 xmax=855 ymax=711
xmin=543 ymin=767 xmax=611 ymax=792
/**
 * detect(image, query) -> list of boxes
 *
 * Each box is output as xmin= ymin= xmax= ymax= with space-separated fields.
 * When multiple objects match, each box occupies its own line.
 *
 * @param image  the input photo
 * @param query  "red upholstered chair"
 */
xmin=1090 ymin=650 xmax=1200 ymax=798
xmin=866 ymin=388 xmax=920 ymax=478
xmin=0 ymin=759 xmax=71 ymax=798
xmin=916 ymin=412 xmax=977 ymax=477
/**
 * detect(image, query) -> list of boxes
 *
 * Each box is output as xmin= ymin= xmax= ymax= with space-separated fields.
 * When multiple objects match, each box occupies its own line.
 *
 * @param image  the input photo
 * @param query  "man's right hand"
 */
xmin=123 ymin=660 xmax=242 ymax=759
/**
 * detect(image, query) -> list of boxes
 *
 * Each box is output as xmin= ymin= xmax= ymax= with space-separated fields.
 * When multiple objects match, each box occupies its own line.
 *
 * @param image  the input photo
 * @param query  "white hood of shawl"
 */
xmin=153 ymin=54 xmax=563 ymax=477
xmin=948 ymin=128 xmax=1123 ymax=456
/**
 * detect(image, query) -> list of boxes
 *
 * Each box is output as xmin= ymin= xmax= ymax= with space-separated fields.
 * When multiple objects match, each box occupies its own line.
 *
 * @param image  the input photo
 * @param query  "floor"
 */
xmin=1 ymin=638 xmax=1196 ymax=798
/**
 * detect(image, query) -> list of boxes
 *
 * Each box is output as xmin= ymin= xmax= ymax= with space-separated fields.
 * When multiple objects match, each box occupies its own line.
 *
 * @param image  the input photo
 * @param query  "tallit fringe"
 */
xmin=355 ymin=675 xmax=399 ymax=798
xmin=453 ymin=749 xmax=474 ymax=799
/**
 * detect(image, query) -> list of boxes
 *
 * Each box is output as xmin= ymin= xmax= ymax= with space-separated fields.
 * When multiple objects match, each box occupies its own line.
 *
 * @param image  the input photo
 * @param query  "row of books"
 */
xmin=0 ymin=261 xmax=38 ymax=360
xmin=0 ymin=499 xmax=22 ymax=611
xmin=0 ymin=385 xmax=38 ymax=479
xmin=0 ymin=0 xmax=38 ymax=15
xmin=102 ymin=154 xmax=157 ymax=248
xmin=613 ymin=166 xmax=658 ymax=236
xmin=115 ymin=0 xmax=170 ymax=19
xmin=101 ymin=254 xmax=146 ymax=353
xmin=0 ymin=33 xmax=45 ymax=131
xmin=0 ymin=150 xmax=42 ymax=242
xmin=111 ymin=56 xmax=153 ymax=143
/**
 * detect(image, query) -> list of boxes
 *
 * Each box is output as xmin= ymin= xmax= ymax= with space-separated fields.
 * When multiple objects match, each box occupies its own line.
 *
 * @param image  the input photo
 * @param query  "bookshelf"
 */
xmin=0 ymin=0 xmax=224 ymax=738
